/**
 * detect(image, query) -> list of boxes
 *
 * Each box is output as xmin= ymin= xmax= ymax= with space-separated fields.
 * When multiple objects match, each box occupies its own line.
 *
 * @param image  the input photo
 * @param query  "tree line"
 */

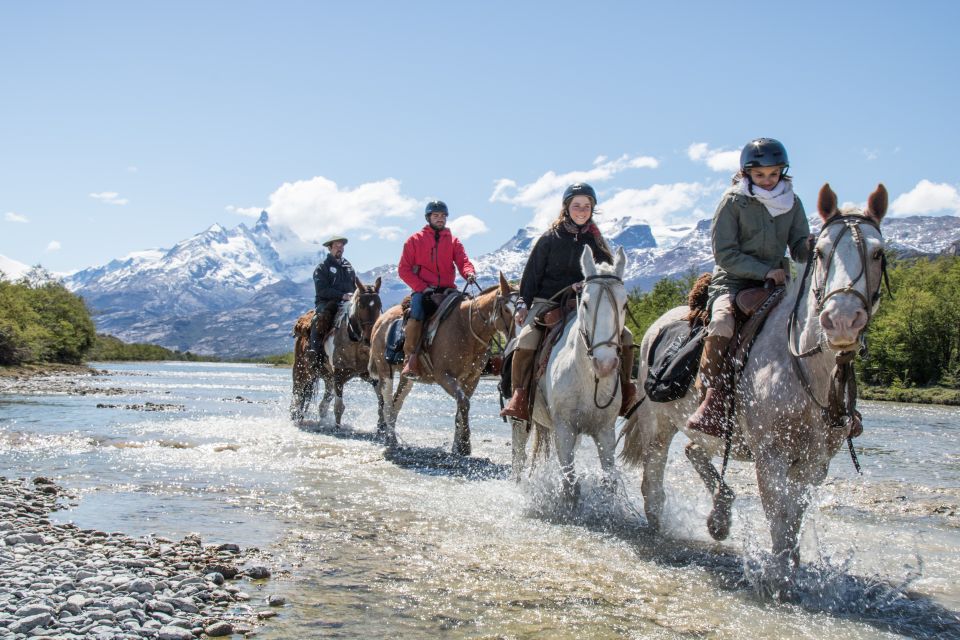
xmin=624 ymin=256 xmax=960 ymax=390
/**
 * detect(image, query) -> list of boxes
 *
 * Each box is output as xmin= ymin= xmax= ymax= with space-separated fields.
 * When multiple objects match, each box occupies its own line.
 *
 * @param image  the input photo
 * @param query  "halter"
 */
xmin=576 ymin=273 xmax=625 ymax=409
xmin=786 ymin=213 xmax=889 ymax=470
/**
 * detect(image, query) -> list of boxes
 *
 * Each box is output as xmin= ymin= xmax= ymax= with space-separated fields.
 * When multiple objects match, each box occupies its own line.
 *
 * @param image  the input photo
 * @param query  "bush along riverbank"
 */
xmin=859 ymin=384 xmax=960 ymax=406
xmin=0 ymin=476 xmax=283 ymax=639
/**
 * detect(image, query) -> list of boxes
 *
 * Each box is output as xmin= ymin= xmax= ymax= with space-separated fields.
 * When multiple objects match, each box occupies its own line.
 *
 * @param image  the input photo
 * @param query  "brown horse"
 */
xmin=291 ymin=277 xmax=382 ymax=426
xmin=368 ymin=273 xmax=517 ymax=455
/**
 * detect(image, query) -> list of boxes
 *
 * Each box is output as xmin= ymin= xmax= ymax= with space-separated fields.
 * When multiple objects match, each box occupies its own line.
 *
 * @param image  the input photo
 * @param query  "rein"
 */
xmin=786 ymin=214 xmax=889 ymax=472
xmin=577 ymin=273 xmax=625 ymax=410
xmin=347 ymin=290 xmax=382 ymax=345
xmin=467 ymin=289 xmax=518 ymax=346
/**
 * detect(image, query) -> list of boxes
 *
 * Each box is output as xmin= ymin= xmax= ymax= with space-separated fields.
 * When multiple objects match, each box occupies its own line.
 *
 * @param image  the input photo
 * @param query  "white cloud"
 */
xmin=862 ymin=148 xmax=879 ymax=161
xmin=126 ymin=166 xmax=138 ymax=173
xmin=687 ymin=142 xmax=740 ymax=173
xmin=89 ymin=191 xmax=129 ymax=205
xmin=891 ymin=180 xmax=960 ymax=216
xmin=46 ymin=240 xmax=61 ymax=252
xmin=447 ymin=214 xmax=488 ymax=239
xmin=601 ymin=182 xmax=714 ymax=229
xmin=490 ymin=154 xmax=659 ymax=230
xmin=225 ymin=205 xmax=263 ymax=217
xmin=232 ymin=176 xmax=419 ymax=243
xmin=4 ymin=212 xmax=28 ymax=223
xmin=375 ymin=226 xmax=405 ymax=241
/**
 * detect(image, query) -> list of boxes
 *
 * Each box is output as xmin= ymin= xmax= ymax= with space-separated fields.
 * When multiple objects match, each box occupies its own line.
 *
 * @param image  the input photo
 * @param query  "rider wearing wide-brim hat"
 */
xmin=500 ymin=183 xmax=638 ymax=421
xmin=308 ymin=234 xmax=357 ymax=362
xmin=687 ymin=138 xmax=812 ymax=435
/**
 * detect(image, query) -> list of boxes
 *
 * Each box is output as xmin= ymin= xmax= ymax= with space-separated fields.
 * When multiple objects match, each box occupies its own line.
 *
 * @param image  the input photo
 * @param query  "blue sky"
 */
xmin=2 ymin=1 xmax=959 ymax=273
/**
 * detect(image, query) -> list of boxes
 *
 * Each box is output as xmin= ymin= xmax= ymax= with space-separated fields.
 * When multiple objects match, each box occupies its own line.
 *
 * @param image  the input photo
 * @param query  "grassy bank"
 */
xmin=0 ymin=362 xmax=98 ymax=378
xmin=859 ymin=385 xmax=960 ymax=406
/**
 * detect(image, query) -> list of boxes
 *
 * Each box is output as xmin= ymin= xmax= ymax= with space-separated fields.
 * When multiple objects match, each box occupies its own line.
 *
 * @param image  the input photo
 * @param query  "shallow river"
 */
xmin=1 ymin=362 xmax=959 ymax=639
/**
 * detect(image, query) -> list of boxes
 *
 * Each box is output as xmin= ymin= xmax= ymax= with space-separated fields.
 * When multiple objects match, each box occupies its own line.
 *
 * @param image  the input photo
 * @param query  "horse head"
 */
xmin=578 ymin=245 xmax=628 ymax=379
xmin=352 ymin=276 xmax=383 ymax=343
xmin=495 ymin=272 xmax=519 ymax=337
xmin=812 ymin=183 xmax=888 ymax=350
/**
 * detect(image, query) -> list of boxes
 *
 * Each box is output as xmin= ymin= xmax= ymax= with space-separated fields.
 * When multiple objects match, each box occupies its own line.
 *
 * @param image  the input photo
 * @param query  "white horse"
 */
xmin=621 ymin=183 xmax=889 ymax=585
xmin=513 ymin=245 xmax=628 ymax=502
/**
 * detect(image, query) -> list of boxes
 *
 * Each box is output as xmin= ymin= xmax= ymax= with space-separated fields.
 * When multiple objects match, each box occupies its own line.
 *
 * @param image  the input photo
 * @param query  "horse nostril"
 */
xmin=850 ymin=308 xmax=868 ymax=331
xmin=819 ymin=312 xmax=835 ymax=331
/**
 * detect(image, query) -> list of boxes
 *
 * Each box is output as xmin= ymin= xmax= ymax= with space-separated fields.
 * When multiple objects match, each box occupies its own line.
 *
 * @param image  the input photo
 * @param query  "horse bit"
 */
xmin=577 ymin=274 xmax=625 ymax=410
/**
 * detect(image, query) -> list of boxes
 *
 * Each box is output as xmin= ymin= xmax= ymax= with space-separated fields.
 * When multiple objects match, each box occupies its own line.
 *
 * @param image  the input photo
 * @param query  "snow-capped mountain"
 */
xmin=63 ymin=212 xmax=960 ymax=358
xmin=0 ymin=254 xmax=30 ymax=280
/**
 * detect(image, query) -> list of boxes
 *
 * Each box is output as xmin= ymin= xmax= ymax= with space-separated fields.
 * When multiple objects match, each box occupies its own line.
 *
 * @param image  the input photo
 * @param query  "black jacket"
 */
xmin=519 ymin=225 xmax=612 ymax=307
xmin=313 ymin=254 xmax=356 ymax=306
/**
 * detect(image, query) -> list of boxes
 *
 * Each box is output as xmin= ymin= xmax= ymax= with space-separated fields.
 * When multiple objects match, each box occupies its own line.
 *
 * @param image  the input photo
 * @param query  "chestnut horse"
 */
xmin=368 ymin=274 xmax=517 ymax=456
xmin=621 ymin=184 xmax=889 ymax=589
xmin=291 ymin=277 xmax=382 ymax=426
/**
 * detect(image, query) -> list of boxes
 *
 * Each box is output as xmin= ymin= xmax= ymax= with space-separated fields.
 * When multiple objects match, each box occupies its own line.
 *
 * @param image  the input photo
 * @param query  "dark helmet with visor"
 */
xmin=740 ymin=138 xmax=789 ymax=172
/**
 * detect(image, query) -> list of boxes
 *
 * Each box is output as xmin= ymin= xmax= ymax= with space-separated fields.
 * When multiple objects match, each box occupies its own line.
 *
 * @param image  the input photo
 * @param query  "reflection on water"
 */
xmin=1 ymin=362 xmax=959 ymax=638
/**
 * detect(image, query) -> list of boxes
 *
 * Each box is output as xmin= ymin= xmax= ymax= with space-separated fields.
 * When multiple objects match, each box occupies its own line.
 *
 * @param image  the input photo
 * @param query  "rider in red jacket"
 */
xmin=398 ymin=200 xmax=477 ymax=378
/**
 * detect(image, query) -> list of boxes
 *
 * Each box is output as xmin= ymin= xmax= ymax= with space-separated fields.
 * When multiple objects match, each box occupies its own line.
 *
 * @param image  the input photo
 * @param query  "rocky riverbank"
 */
xmin=0 ymin=477 xmax=281 ymax=639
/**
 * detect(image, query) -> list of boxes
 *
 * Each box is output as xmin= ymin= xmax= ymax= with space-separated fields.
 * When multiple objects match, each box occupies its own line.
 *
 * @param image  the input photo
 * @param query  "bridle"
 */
xmin=787 ymin=213 xmax=890 ymax=470
xmin=348 ymin=289 xmax=383 ymax=344
xmin=467 ymin=288 xmax=519 ymax=345
xmin=576 ymin=273 xmax=625 ymax=409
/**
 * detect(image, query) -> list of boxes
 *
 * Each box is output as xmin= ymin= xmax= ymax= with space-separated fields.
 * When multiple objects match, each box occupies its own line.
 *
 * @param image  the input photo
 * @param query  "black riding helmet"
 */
xmin=424 ymin=200 xmax=449 ymax=221
xmin=562 ymin=183 xmax=597 ymax=206
xmin=740 ymin=138 xmax=789 ymax=174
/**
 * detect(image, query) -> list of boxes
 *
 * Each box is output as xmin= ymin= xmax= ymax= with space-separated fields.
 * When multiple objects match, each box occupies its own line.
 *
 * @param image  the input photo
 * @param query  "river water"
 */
xmin=1 ymin=362 xmax=958 ymax=639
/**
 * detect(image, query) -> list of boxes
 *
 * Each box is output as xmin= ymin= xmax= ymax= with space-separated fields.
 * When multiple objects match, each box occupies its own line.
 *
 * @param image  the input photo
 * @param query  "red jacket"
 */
xmin=398 ymin=225 xmax=476 ymax=292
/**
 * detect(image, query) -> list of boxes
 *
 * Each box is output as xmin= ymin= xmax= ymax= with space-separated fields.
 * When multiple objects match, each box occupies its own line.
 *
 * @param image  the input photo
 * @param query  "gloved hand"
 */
xmin=466 ymin=274 xmax=477 ymax=285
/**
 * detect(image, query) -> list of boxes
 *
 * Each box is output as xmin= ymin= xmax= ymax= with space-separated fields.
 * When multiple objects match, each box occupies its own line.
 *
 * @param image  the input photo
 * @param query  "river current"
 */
xmin=1 ymin=362 xmax=958 ymax=638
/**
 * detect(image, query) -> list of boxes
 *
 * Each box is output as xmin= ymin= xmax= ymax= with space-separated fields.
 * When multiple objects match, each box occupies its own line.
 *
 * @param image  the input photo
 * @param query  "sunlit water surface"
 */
xmin=1 ymin=362 xmax=958 ymax=638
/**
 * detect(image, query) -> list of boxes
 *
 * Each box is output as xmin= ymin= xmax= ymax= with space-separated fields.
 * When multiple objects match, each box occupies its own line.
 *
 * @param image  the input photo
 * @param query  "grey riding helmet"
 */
xmin=740 ymin=138 xmax=789 ymax=173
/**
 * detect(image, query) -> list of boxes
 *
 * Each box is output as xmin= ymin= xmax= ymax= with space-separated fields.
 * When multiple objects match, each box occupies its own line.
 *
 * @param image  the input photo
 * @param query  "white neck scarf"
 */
xmin=736 ymin=176 xmax=796 ymax=217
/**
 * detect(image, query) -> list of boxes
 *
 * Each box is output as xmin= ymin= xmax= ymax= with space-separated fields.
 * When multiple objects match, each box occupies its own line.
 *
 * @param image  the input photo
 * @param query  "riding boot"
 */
xmin=401 ymin=319 xmax=424 ymax=379
xmin=686 ymin=336 xmax=732 ymax=437
xmin=500 ymin=348 xmax=535 ymax=420
xmin=308 ymin=313 xmax=325 ymax=367
xmin=618 ymin=345 xmax=639 ymax=417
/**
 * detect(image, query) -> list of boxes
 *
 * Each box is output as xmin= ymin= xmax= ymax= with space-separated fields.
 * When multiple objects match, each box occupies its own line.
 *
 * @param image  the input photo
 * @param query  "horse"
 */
xmin=368 ymin=273 xmax=517 ymax=456
xmin=620 ymin=183 xmax=889 ymax=586
xmin=290 ymin=276 xmax=383 ymax=427
xmin=512 ymin=246 xmax=628 ymax=502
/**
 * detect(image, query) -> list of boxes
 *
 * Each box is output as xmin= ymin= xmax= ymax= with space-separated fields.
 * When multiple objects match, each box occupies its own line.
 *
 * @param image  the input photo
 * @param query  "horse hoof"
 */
xmin=453 ymin=442 xmax=471 ymax=457
xmin=707 ymin=487 xmax=735 ymax=541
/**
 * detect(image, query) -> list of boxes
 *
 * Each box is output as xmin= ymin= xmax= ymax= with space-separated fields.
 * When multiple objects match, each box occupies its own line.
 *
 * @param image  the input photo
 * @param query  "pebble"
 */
xmin=0 ymin=476 xmax=277 ymax=639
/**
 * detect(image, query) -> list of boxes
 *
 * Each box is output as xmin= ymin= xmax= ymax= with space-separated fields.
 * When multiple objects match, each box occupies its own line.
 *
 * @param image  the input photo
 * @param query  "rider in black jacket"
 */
xmin=308 ymin=235 xmax=357 ymax=360
xmin=501 ymin=183 xmax=637 ymax=421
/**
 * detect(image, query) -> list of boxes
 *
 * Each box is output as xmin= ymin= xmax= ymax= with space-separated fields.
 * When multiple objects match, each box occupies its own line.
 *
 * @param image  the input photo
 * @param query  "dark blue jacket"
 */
xmin=313 ymin=254 xmax=356 ymax=306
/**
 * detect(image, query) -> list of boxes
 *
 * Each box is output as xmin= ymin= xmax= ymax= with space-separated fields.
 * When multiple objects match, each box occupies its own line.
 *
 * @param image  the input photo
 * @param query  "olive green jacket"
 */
xmin=708 ymin=190 xmax=811 ymax=300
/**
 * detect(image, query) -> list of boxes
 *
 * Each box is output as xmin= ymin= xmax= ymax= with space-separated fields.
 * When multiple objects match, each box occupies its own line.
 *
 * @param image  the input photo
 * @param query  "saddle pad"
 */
xmin=425 ymin=291 xmax=464 ymax=347
xmin=384 ymin=318 xmax=406 ymax=365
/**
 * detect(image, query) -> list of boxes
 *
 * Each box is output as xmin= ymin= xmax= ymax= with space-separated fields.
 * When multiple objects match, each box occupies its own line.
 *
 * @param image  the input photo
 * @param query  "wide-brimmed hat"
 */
xmin=322 ymin=235 xmax=348 ymax=248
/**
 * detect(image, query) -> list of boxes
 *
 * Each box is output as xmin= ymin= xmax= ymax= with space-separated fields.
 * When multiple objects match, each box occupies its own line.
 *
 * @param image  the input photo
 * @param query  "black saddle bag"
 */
xmin=384 ymin=318 xmax=406 ymax=365
xmin=644 ymin=320 xmax=706 ymax=403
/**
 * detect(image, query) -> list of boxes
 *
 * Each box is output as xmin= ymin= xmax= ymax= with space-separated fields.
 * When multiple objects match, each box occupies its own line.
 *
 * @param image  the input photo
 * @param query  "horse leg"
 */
xmin=317 ymin=376 xmax=334 ymax=422
xmin=434 ymin=372 xmax=472 ymax=456
xmin=511 ymin=419 xmax=529 ymax=482
xmin=376 ymin=372 xmax=398 ymax=447
xmin=684 ymin=442 xmax=736 ymax=541
xmin=371 ymin=378 xmax=387 ymax=434
xmin=553 ymin=423 xmax=580 ymax=504
xmin=333 ymin=374 xmax=346 ymax=428
xmin=386 ymin=374 xmax=415 ymax=447
xmin=640 ymin=421 xmax=675 ymax=532
xmin=593 ymin=425 xmax=619 ymax=494
xmin=755 ymin=453 xmax=811 ymax=593
xmin=290 ymin=366 xmax=314 ymax=423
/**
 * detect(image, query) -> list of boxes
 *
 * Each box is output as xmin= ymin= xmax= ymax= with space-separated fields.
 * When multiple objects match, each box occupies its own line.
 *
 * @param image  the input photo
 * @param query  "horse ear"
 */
xmin=818 ymin=183 xmax=838 ymax=223
xmin=581 ymin=245 xmax=597 ymax=278
xmin=866 ymin=184 xmax=888 ymax=223
xmin=498 ymin=271 xmax=510 ymax=295
xmin=374 ymin=276 xmax=382 ymax=292
xmin=614 ymin=246 xmax=626 ymax=279
xmin=354 ymin=276 xmax=363 ymax=291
